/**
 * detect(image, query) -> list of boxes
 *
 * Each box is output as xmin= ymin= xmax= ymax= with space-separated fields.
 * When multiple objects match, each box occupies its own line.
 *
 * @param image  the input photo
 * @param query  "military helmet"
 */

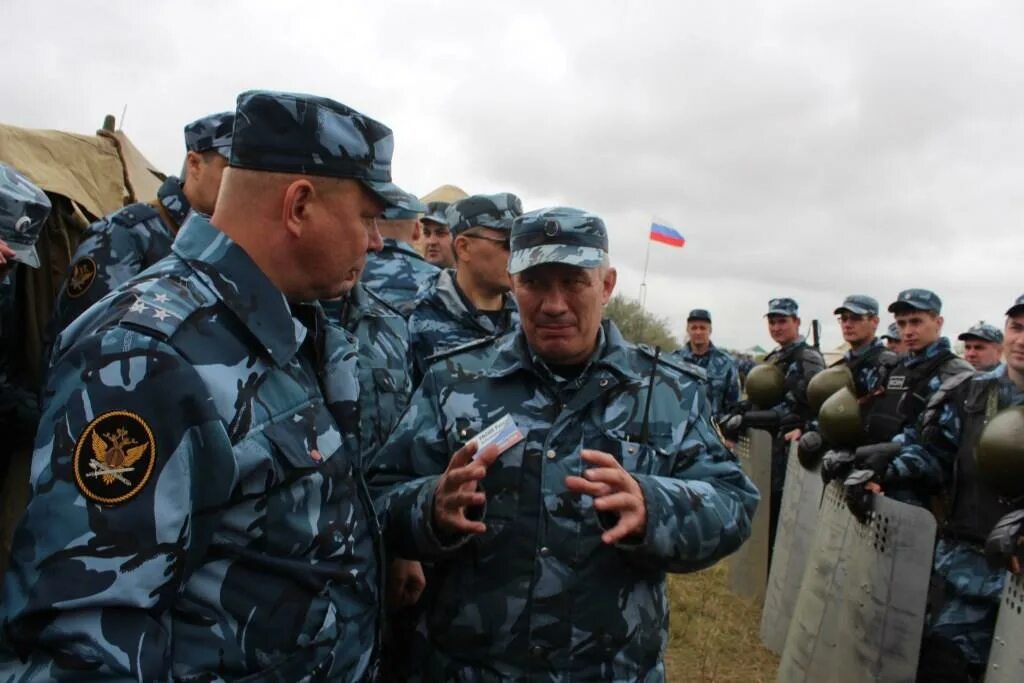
xmin=745 ymin=363 xmax=786 ymax=408
xmin=818 ymin=387 xmax=864 ymax=449
xmin=808 ymin=365 xmax=855 ymax=414
xmin=975 ymin=407 xmax=1024 ymax=499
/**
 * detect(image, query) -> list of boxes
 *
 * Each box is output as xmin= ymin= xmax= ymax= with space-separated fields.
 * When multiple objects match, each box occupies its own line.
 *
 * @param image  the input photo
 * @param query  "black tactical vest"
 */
xmin=945 ymin=378 xmax=1018 ymax=544
xmin=863 ymin=349 xmax=956 ymax=443
xmin=766 ymin=341 xmax=821 ymax=420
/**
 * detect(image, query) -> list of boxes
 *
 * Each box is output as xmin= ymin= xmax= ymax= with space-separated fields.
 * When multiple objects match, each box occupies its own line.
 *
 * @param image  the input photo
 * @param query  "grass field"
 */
xmin=664 ymin=563 xmax=779 ymax=682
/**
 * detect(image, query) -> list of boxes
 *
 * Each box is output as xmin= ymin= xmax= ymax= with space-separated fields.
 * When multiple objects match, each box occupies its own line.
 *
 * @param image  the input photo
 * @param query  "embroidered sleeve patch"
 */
xmin=73 ymin=410 xmax=157 ymax=505
xmin=66 ymin=257 xmax=98 ymax=299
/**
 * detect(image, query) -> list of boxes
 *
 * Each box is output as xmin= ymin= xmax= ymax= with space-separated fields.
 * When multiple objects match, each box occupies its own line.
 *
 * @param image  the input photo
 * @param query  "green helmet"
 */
xmin=807 ymin=365 xmax=854 ymax=414
xmin=818 ymin=386 xmax=864 ymax=449
xmin=976 ymin=406 xmax=1024 ymax=499
xmin=745 ymin=363 xmax=786 ymax=408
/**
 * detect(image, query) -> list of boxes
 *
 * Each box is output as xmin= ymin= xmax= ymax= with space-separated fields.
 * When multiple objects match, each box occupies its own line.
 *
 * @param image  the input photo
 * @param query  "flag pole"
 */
xmin=639 ymin=223 xmax=652 ymax=313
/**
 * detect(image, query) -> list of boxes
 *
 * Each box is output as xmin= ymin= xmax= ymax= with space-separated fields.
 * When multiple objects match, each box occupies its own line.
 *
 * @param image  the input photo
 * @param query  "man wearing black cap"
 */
xmin=841 ymin=289 xmax=973 ymax=509
xmin=959 ymin=322 xmax=1004 ymax=372
xmin=49 ymin=111 xmax=235 ymax=334
xmin=0 ymin=90 xmax=419 ymax=680
xmin=672 ymin=308 xmax=740 ymax=420
xmin=360 ymin=190 xmax=439 ymax=314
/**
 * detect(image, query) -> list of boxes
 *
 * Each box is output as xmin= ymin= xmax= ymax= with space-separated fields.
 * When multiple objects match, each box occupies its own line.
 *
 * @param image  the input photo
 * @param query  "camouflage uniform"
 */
xmin=48 ymin=111 xmax=234 ymax=335
xmin=409 ymin=268 xmax=519 ymax=378
xmin=360 ymin=238 xmax=439 ymax=315
xmin=0 ymin=89 xmax=419 ymax=680
xmin=673 ymin=341 xmax=740 ymax=419
xmin=369 ymin=322 xmax=758 ymax=681
xmin=912 ymin=363 xmax=1024 ymax=673
xmin=0 ymin=164 xmax=51 ymax=577
xmin=322 ymin=283 xmax=412 ymax=459
xmin=369 ymin=206 xmax=758 ymax=681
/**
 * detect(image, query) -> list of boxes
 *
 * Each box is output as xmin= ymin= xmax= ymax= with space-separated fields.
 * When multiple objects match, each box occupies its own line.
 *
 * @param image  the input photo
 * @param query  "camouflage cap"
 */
xmin=766 ymin=297 xmax=799 ymax=317
xmin=1006 ymin=294 xmax=1024 ymax=318
xmin=508 ymin=206 xmax=607 ymax=275
xmin=687 ymin=309 xmax=712 ymax=322
xmin=421 ymin=201 xmax=451 ymax=226
xmin=888 ymin=288 xmax=942 ymax=314
xmin=381 ymin=187 xmax=427 ymax=220
xmin=230 ymin=90 xmax=418 ymax=210
xmin=958 ymin=322 xmax=1004 ymax=344
xmin=833 ymin=294 xmax=879 ymax=316
xmin=184 ymin=111 xmax=235 ymax=160
xmin=881 ymin=322 xmax=901 ymax=341
xmin=0 ymin=162 xmax=51 ymax=269
xmin=446 ymin=193 xmax=523 ymax=235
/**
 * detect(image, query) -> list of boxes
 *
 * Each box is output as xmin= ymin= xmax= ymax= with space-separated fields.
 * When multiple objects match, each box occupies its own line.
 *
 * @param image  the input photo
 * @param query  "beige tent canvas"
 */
xmin=420 ymin=184 xmax=468 ymax=204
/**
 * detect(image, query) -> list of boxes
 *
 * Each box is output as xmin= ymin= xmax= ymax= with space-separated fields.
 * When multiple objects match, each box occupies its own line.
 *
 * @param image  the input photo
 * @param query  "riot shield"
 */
xmin=777 ymin=486 xmax=936 ymax=683
xmin=728 ymin=428 xmax=772 ymax=602
xmin=985 ymin=571 xmax=1024 ymax=682
xmin=760 ymin=441 xmax=823 ymax=654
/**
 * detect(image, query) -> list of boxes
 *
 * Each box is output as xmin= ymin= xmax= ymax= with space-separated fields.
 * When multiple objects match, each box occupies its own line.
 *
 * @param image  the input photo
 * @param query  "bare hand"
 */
xmin=432 ymin=440 xmax=500 ymax=536
xmin=0 ymin=240 xmax=14 ymax=277
xmin=784 ymin=428 xmax=802 ymax=442
xmin=386 ymin=558 xmax=426 ymax=610
xmin=865 ymin=481 xmax=884 ymax=495
xmin=565 ymin=449 xmax=647 ymax=545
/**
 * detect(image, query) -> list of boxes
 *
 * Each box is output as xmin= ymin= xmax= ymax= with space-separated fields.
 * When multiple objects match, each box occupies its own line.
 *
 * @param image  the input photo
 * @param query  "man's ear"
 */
xmin=281 ymin=178 xmax=317 ymax=238
xmin=601 ymin=266 xmax=617 ymax=304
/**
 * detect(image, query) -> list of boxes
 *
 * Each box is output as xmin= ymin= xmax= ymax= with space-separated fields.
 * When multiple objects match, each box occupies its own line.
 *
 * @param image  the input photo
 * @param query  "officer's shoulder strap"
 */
xmin=425 ymin=334 xmax=499 ymax=365
xmin=107 ymin=201 xmax=162 ymax=229
xmin=639 ymin=345 xmax=708 ymax=382
xmin=117 ymin=275 xmax=213 ymax=342
xmin=937 ymin=355 xmax=975 ymax=383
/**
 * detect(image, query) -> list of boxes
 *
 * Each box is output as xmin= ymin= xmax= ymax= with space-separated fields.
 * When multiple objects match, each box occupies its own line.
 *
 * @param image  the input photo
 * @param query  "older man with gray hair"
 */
xmin=370 ymin=206 xmax=758 ymax=681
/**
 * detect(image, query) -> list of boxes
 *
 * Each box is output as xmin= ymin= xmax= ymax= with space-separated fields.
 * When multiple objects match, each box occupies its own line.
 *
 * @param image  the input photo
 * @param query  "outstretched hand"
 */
xmin=565 ymin=449 xmax=647 ymax=545
xmin=432 ymin=440 xmax=501 ymax=536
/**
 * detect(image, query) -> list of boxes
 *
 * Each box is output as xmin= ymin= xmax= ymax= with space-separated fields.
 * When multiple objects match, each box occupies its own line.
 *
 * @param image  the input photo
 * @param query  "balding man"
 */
xmin=0 ymin=90 xmax=417 ymax=680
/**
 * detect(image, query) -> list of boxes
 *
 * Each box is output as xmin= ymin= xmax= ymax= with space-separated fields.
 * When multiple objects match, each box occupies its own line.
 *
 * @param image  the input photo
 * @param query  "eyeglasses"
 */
xmin=461 ymin=233 xmax=510 ymax=250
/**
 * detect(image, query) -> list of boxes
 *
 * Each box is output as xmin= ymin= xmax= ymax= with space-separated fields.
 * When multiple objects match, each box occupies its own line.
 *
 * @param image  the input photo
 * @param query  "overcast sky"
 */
xmin=4 ymin=0 xmax=1022 ymax=350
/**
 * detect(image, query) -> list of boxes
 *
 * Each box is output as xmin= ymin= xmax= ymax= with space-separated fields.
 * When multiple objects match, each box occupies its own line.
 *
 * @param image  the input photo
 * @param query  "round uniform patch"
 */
xmin=66 ymin=257 xmax=98 ymax=299
xmin=73 ymin=410 xmax=156 ymax=505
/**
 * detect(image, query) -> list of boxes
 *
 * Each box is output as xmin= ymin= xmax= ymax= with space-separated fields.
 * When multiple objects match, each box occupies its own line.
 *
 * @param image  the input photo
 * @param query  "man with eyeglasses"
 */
xmin=360 ymin=191 xmax=438 ymax=315
xmin=420 ymin=201 xmax=456 ymax=269
xmin=408 ymin=193 xmax=522 ymax=379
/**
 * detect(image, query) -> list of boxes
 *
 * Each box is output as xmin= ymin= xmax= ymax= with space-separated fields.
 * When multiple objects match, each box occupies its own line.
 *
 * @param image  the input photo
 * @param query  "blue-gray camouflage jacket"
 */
xmin=360 ymin=238 xmax=439 ymax=315
xmin=368 ymin=321 xmax=758 ymax=681
xmin=322 ymin=283 xmax=412 ymax=461
xmin=49 ymin=176 xmax=191 ymax=335
xmin=672 ymin=342 xmax=740 ymax=418
xmin=0 ymin=214 xmax=381 ymax=681
xmin=408 ymin=268 xmax=519 ymax=381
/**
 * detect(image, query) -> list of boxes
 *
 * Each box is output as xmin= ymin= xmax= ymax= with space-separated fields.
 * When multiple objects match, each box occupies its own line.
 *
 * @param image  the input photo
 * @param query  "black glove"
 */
xmin=796 ymin=431 xmax=824 ymax=469
xmin=986 ymin=509 xmax=1024 ymax=572
xmin=740 ymin=410 xmax=782 ymax=431
xmin=843 ymin=469 xmax=877 ymax=522
xmin=852 ymin=442 xmax=900 ymax=479
xmin=778 ymin=412 xmax=804 ymax=434
xmin=720 ymin=414 xmax=744 ymax=441
xmin=821 ymin=449 xmax=856 ymax=484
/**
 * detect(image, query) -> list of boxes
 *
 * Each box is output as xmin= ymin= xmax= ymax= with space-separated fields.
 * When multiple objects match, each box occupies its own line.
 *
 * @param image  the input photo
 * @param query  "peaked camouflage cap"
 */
xmin=509 ymin=206 xmax=608 ymax=275
xmin=766 ymin=297 xmax=799 ymax=317
xmin=888 ymin=288 xmax=942 ymax=314
xmin=184 ymin=111 xmax=235 ymax=159
xmin=1007 ymin=294 xmax=1024 ymax=318
xmin=381 ymin=187 xmax=427 ymax=219
xmin=421 ymin=201 xmax=451 ymax=226
xmin=958 ymin=322 xmax=1003 ymax=344
xmin=881 ymin=322 xmax=902 ymax=341
xmin=230 ymin=90 xmax=418 ymax=210
xmin=446 ymin=192 xmax=523 ymax=235
xmin=0 ymin=162 xmax=51 ymax=269
xmin=834 ymin=294 xmax=879 ymax=316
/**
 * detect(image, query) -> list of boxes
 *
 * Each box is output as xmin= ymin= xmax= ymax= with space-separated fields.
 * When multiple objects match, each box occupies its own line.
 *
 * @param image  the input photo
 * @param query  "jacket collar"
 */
xmin=172 ymin=214 xmax=306 ymax=365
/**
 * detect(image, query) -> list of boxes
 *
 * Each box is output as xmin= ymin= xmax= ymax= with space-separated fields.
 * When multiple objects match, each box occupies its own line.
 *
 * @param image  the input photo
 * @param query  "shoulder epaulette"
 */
xmin=425 ymin=335 xmax=499 ymax=365
xmin=118 ymin=275 xmax=212 ymax=341
xmin=107 ymin=201 xmax=162 ymax=229
xmin=363 ymin=286 xmax=404 ymax=317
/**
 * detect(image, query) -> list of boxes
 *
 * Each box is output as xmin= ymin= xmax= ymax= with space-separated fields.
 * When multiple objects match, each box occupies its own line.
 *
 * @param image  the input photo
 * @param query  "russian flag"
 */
xmin=649 ymin=221 xmax=685 ymax=248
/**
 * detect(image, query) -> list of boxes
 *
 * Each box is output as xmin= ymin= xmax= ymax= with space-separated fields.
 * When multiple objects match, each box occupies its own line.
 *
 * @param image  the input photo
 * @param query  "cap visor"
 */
xmin=508 ymin=245 xmax=605 ymax=275
xmin=834 ymin=305 xmax=872 ymax=315
xmin=888 ymin=301 xmax=931 ymax=313
xmin=9 ymin=243 xmax=39 ymax=269
xmin=765 ymin=309 xmax=791 ymax=317
xmin=1006 ymin=305 xmax=1024 ymax=317
xmin=363 ymin=180 xmax=426 ymax=212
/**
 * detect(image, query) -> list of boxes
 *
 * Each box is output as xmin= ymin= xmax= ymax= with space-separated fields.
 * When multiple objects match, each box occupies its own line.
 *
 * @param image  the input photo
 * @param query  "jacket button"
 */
xmin=530 ymin=645 xmax=544 ymax=657
xmin=599 ymin=379 xmax=609 ymax=387
xmin=539 ymin=546 xmax=551 ymax=557
xmin=546 ymin=449 xmax=556 ymax=460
